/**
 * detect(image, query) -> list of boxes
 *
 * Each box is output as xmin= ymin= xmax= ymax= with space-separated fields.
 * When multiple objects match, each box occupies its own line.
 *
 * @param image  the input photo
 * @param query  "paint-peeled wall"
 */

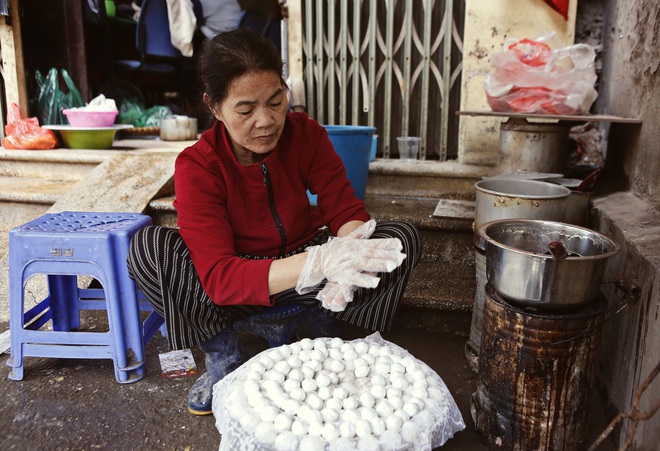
xmin=599 ymin=0 xmax=660 ymax=207
xmin=594 ymin=1 xmax=660 ymax=449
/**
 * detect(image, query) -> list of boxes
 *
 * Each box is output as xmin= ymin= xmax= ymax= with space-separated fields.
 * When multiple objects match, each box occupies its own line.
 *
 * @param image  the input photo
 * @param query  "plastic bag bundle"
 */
xmin=2 ymin=103 xmax=58 ymax=150
xmin=33 ymin=68 xmax=84 ymax=125
xmin=212 ymin=332 xmax=465 ymax=451
xmin=118 ymin=99 xmax=173 ymax=127
xmin=484 ymin=38 xmax=598 ymax=115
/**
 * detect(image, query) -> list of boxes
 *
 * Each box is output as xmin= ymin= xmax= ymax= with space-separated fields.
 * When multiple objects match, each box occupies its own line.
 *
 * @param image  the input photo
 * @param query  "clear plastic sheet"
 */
xmin=213 ymin=332 xmax=465 ymax=450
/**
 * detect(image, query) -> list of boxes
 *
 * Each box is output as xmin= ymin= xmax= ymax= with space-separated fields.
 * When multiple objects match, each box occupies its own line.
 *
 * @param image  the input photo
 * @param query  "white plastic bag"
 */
xmin=212 ymin=332 xmax=465 ymax=450
xmin=484 ymin=37 xmax=598 ymax=115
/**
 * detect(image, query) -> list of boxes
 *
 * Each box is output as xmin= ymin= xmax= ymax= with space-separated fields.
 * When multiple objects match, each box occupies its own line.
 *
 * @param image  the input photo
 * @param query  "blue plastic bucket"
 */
xmin=308 ymin=125 xmax=376 ymax=205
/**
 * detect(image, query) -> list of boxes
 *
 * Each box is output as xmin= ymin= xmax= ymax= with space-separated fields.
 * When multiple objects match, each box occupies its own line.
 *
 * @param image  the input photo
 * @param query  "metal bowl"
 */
xmin=478 ymin=219 xmax=620 ymax=308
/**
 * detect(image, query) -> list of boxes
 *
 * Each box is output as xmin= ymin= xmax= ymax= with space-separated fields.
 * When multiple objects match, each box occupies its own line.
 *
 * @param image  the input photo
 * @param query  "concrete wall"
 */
xmin=598 ymin=0 xmax=660 ymax=208
xmin=593 ymin=1 xmax=660 ymax=449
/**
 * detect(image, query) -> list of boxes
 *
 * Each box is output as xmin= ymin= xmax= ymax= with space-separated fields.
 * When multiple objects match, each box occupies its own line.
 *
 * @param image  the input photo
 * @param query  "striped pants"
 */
xmin=127 ymin=221 xmax=421 ymax=350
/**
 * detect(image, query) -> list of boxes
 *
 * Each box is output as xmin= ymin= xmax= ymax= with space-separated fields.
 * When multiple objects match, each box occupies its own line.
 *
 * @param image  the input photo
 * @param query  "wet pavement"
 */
xmin=0 ymin=314 xmax=615 ymax=451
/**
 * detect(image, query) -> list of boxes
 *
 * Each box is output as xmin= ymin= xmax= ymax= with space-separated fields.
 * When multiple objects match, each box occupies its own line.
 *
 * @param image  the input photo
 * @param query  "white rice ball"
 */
xmin=307 ymin=421 xmax=324 ymax=437
xmin=321 ymin=407 xmax=339 ymax=423
xmin=355 ymin=365 xmax=370 ymax=378
xmin=385 ymin=414 xmax=403 ymax=431
xmin=359 ymin=392 xmax=375 ymax=408
xmin=342 ymin=408 xmax=361 ymax=423
xmin=260 ymin=404 xmax=280 ymax=423
xmin=279 ymin=344 xmax=292 ymax=358
xmin=339 ymin=421 xmax=356 ymax=439
xmin=299 ymin=338 xmax=314 ymax=350
xmin=321 ymin=423 xmax=340 ymax=441
xmin=283 ymin=378 xmax=300 ymax=392
xmin=325 ymin=397 xmax=342 ymax=412
xmin=317 ymin=386 xmax=331 ymax=401
xmin=355 ymin=419 xmax=373 ymax=438
xmin=306 ymin=393 xmax=324 ymax=410
xmin=291 ymin=419 xmax=308 ymax=436
xmin=289 ymin=387 xmax=306 ymax=403
xmin=370 ymin=417 xmax=387 ymax=437
xmin=342 ymin=396 xmax=359 ymax=410
xmin=289 ymin=342 xmax=302 ymax=354
xmin=370 ymin=384 xmax=386 ymax=399
xmin=300 ymin=379 xmax=318 ymax=393
xmin=273 ymin=413 xmax=292 ymax=432
xmin=354 ymin=341 xmax=369 ymax=355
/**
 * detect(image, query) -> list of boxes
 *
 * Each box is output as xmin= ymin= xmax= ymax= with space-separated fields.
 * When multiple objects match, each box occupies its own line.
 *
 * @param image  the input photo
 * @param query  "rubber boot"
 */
xmin=187 ymin=326 xmax=246 ymax=416
xmin=233 ymin=304 xmax=307 ymax=347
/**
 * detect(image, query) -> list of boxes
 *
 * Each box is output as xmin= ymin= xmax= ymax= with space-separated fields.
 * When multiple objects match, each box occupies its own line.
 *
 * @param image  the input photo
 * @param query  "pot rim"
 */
xmin=478 ymin=218 xmax=621 ymax=261
xmin=475 ymin=179 xmax=571 ymax=200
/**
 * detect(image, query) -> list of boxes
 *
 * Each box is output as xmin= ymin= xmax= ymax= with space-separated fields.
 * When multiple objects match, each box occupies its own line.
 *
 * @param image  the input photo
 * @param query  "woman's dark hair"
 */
xmin=198 ymin=28 xmax=286 ymax=107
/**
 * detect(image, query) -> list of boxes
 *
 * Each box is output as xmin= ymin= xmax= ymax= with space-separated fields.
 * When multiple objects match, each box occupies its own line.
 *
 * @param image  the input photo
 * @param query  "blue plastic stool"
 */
xmin=7 ymin=211 xmax=165 ymax=383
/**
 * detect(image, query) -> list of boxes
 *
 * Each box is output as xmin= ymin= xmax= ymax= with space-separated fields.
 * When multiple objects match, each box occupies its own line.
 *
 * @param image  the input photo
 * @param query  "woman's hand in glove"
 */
xmin=316 ymin=220 xmax=377 ymax=311
xmin=317 ymin=282 xmax=355 ymax=312
xmin=296 ymin=235 xmax=406 ymax=295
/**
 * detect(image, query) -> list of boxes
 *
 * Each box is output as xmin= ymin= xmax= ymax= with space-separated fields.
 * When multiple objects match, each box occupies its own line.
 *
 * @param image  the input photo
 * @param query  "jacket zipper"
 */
xmin=260 ymin=162 xmax=288 ymax=257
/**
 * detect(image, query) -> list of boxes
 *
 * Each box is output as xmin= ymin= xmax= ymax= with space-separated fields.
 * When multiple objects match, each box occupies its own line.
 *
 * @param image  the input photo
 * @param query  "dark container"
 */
xmin=471 ymin=285 xmax=607 ymax=451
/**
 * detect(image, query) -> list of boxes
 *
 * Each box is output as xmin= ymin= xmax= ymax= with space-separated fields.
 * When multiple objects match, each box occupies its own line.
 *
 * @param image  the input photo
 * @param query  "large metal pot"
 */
xmin=498 ymin=118 xmax=571 ymax=173
xmin=474 ymin=179 xmax=571 ymax=245
xmin=478 ymin=219 xmax=620 ymax=308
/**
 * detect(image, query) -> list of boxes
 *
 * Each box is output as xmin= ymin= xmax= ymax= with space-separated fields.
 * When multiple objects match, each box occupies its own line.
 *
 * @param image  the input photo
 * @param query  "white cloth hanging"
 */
xmin=165 ymin=0 xmax=197 ymax=57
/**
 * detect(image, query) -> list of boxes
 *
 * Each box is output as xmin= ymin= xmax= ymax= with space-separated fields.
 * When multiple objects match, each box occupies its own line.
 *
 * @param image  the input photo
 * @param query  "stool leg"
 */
xmin=48 ymin=275 xmax=80 ymax=331
xmin=106 ymin=277 xmax=145 ymax=383
xmin=8 ymin=271 xmax=26 ymax=381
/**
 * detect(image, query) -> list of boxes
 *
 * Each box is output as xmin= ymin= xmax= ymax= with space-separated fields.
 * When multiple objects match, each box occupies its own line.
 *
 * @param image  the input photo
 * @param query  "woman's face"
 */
xmin=209 ymin=70 xmax=288 ymax=165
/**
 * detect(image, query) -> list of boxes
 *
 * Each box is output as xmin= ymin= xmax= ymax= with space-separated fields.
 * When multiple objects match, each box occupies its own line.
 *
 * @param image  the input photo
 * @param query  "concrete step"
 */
xmin=0 ymin=149 xmax=106 ymax=233
xmin=0 ymin=176 xmax=76 ymax=233
xmin=0 ymin=149 xmax=105 ymax=181
xmin=366 ymin=159 xmax=492 ymax=199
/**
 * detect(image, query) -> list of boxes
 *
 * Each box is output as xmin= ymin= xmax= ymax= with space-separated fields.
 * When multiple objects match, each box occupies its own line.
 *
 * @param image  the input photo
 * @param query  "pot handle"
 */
xmin=473 ymin=227 xmax=487 ymax=251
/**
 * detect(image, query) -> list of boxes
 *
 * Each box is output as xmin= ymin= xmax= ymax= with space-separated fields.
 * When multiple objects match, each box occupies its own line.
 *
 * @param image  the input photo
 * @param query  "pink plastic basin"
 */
xmin=62 ymin=109 xmax=118 ymax=128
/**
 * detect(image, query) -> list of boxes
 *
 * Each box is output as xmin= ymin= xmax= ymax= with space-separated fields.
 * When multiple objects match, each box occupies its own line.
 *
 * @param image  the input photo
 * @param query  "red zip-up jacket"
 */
xmin=174 ymin=112 xmax=371 ymax=307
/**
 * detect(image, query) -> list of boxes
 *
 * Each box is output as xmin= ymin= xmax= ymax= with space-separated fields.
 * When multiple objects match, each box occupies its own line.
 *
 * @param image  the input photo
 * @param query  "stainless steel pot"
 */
xmin=478 ymin=219 xmax=620 ymax=308
xmin=474 ymin=179 xmax=571 ymax=246
xmin=498 ymin=118 xmax=571 ymax=173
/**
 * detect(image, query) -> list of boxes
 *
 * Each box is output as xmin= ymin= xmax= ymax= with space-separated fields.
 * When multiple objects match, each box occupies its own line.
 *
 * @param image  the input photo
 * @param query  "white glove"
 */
xmin=343 ymin=219 xmax=376 ymax=240
xmin=317 ymin=220 xmax=377 ymax=311
xmin=317 ymin=282 xmax=355 ymax=312
xmin=296 ymin=235 xmax=406 ymax=295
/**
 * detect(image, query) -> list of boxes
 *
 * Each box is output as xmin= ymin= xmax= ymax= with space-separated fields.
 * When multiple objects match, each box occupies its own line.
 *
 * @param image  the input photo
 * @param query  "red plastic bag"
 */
xmin=484 ymin=37 xmax=598 ymax=115
xmin=2 ymin=103 xmax=59 ymax=150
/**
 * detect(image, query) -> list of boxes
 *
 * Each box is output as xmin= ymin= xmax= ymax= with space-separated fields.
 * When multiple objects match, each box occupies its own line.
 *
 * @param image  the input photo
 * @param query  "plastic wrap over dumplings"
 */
xmin=213 ymin=332 xmax=465 ymax=450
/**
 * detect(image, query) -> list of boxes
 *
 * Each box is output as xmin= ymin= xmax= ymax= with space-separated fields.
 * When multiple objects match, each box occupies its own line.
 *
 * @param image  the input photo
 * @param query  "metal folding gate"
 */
xmin=283 ymin=0 xmax=464 ymax=160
